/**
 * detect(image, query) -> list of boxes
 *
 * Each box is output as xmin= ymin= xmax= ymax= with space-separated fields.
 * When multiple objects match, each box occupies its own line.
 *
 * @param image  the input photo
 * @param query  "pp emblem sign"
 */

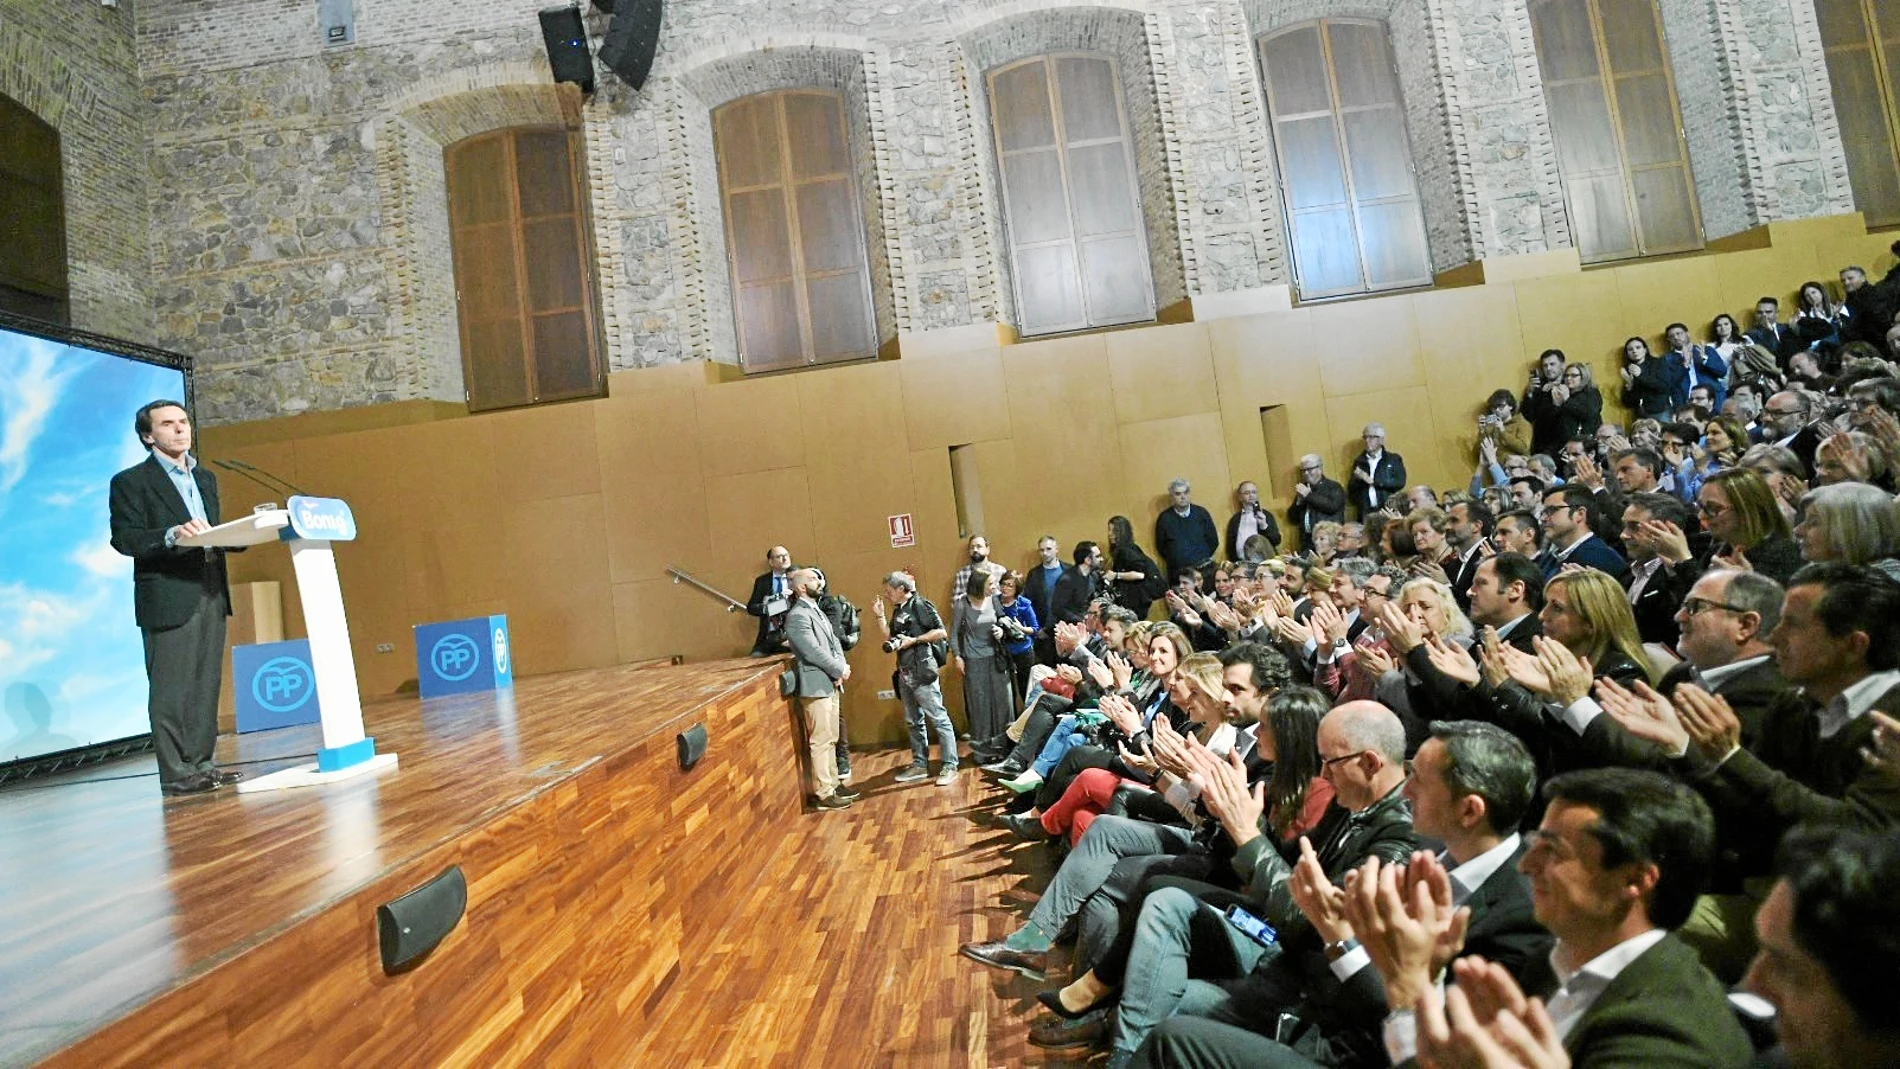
xmin=232 ymin=639 xmax=323 ymax=733
xmin=414 ymin=614 xmax=513 ymax=698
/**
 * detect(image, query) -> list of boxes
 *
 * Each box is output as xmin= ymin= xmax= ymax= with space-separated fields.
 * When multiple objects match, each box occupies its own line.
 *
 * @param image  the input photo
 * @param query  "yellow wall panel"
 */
xmin=489 ymin=403 xmax=601 ymax=504
xmin=693 ymin=375 xmax=806 ymax=478
xmin=899 ymin=346 xmax=1012 ymax=450
xmin=1324 ymin=386 xmax=1444 ymax=493
xmin=1712 ymin=247 xmax=1801 ymax=322
xmin=799 ymin=362 xmax=915 ymax=559
xmin=1309 ymin=299 xmax=1425 ymax=397
xmin=702 ymin=467 xmax=816 ymax=598
xmin=1118 ymin=413 xmax=1234 ymax=545
xmin=1000 ymin=334 xmax=1126 ymax=543
xmin=1208 ymin=313 xmax=1332 ymax=505
xmin=1106 ymin=322 xmax=1218 ymax=425
xmin=596 ymin=389 xmax=714 ymax=585
xmin=1611 ymin=257 xmax=1723 ymax=343
xmin=1511 ymin=269 xmax=1628 ymax=387
xmin=499 ymin=492 xmax=616 ymax=674
xmin=611 ymin=577 xmax=752 ymax=666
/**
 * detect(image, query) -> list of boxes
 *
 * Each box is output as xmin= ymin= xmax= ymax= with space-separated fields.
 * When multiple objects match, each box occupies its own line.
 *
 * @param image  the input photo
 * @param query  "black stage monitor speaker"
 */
xmin=377 ymin=865 xmax=468 ymax=973
xmin=677 ymin=723 xmax=708 ymax=771
xmin=599 ymin=0 xmax=663 ymax=91
xmin=539 ymin=6 xmax=595 ymax=95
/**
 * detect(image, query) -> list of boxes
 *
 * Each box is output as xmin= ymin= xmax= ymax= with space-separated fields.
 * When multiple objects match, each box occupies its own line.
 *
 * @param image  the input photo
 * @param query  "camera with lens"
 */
xmin=882 ymin=636 xmax=907 ymax=653
xmin=999 ymin=617 xmax=1030 ymax=642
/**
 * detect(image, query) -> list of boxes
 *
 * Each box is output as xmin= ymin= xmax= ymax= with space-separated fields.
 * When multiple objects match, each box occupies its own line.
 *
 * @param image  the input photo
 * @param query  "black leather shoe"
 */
xmin=1027 ymin=1006 xmax=1111 ymax=1049
xmin=1001 ymin=813 xmax=1051 ymax=841
xmin=210 ymin=768 xmax=245 ymax=787
xmin=814 ymin=793 xmax=852 ymax=810
xmin=832 ymin=785 xmax=862 ymax=802
xmin=161 ymin=772 xmax=218 ymax=796
xmin=957 ymin=940 xmax=1047 ymax=979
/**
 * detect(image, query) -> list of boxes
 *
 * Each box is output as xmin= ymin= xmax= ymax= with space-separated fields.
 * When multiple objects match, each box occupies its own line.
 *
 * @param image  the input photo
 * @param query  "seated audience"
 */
xmin=1538 ymin=485 xmax=1628 ymax=580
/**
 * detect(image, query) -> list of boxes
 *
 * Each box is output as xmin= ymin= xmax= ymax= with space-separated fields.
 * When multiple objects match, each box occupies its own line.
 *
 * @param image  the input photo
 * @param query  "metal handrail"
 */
xmin=667 ymin=566 xmax=747 ymax=613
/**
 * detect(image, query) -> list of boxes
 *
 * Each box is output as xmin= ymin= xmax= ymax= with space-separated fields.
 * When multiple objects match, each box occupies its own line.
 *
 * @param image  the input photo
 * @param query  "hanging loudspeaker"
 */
xmin=599 ymin=0 xmax=663 ymax=91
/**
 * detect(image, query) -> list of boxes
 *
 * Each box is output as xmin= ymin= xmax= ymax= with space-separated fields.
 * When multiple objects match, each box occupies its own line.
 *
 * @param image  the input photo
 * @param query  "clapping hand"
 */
xmin=1531 ymin=636 xmax=1592 ymax=705
xmin=1672 ymin=684 xmax=1743 ymax=761
xmin=1823 ymin=431 xmax=1873 ymax=483
xmin=1207 ymin=599 xmax=1244 ymax=634
xmin=1341 ymin=853 xmax=1470 ymax=1012
xmin=1271 ymin=590 xmax=1297 ymax=619
xmin=1100 ymin=692 xmax=1144 ymax=735
xmin=1479 ymin=628 xmax=1510 ymax=688
xmin=1861 ymin=710 xmax=1900 ymax=781
xmin=1107 ymin=650 xmax=1134 ymax=691
xmin=1376 ymin=600 xmax=1427 ymax=654
xmin=1148 ymin=714 xmax=1196 ymax=778
xmin=1086 ymin=658 xmax=1116 ymax=690
xmin=1117 ymin=736 xmax=1160 ymax=777
xmin=1288 ymin=836 xmax=1352 ymax=943
xmin=1635 ymin=518 xmax=1692 ymax=563
xmin=1774 ymin=473 xmax=1809 ymax=513
xmin=1185 ymin=740 xmax=1264 ymax=848
xmin=1424 ymin=635 xmax=1482 ymax=686
xmin=1411 ymin=557 xmax=1451 ymax=585
xmin=1712 ymin=545 xmax=1754 ymax=573
xmin=1593 ymin=677 xmax=1689 ymax=754
xmin=1498 ymin=642 xmax=1552 ymax=696
xmin=1359 ymin=643 xmax=1398 ymax=680
xmin=1310 ymin=599 xmax=1350 ymax=647
xmin=1416 ymin=959 xmax=1570 ymax=1069
xmin=1569 ymin=453 xmax=1604 ymax=491
xmin=1275 ymin=616 xmax=1314 ymax=647
xmin=1056 ymin=663 xmax=1084 ymax=685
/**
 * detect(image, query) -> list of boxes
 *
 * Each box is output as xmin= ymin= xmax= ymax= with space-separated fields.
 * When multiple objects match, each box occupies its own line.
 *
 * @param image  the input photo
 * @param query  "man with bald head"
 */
xmin=782 ymin=567 xmax=854 ymax=809
xmin=1026 ymin=699 xmax=1419 ymax=1065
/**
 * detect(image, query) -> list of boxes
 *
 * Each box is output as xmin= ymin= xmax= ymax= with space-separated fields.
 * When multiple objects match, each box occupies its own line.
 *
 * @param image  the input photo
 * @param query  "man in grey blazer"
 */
xmin=784 ymin=568 xmax=855 ymax=810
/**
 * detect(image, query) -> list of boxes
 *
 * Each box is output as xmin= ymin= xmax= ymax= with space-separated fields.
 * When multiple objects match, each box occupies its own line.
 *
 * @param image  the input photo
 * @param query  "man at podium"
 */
xmin=108 ymin=400 xmax=243 ymax=796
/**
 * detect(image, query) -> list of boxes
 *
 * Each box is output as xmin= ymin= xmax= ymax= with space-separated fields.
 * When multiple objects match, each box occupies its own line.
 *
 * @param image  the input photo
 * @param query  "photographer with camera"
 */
xmin=872 ymin=570 xmax=959 ymax=786
xmin=1477 ymin=387 xmax=1531 ymax=460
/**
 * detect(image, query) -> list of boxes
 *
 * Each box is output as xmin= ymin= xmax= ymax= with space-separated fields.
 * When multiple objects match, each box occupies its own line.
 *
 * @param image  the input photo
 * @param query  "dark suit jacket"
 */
xmin=1528 ymin=932 xmax=1754 ymax=1068
xmin=1289 ymin=478 xmax=1347 ymax=538
xmin=1623 ymin=561 xmax=1680 ymax=647
xmin=746 ymin=571 xmax=791 ymax=653
xmin=108 ymin=454 xmax=230 ymax=630
xmin=1049 ymin=566 xmax=1096 ymax=625
xmin=1347 ymin=451 xmax=1407 ymax=518
xmin=1023 ymin=562 xmax=1074 ymax=638
xmin=1542 ymin=533 xmax=1628 ymax=582
xmin=1659 ymin=657 xmax=1787 ymax=746
xmin=1225 ymin=506 xmax=1282 ymax=560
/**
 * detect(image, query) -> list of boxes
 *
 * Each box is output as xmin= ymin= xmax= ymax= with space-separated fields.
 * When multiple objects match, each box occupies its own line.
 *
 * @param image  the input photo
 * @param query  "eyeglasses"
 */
xmin=1681 ymin=596 xmax=1748 ymax=617
xmin=1321 ymin=750 xmax=1368 ymax=769
xmin=1696 ymin=500 xmax=1730 ymax=517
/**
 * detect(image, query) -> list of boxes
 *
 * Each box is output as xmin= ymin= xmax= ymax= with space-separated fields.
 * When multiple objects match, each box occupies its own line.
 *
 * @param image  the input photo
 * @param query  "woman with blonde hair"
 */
xmin=1353 ymin=575 xmax=1476 ymax=749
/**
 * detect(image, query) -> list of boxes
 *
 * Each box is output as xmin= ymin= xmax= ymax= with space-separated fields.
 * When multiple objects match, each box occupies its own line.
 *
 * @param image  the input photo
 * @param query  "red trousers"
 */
xmin=1040 ymin=766 xmax=1139 ymax=847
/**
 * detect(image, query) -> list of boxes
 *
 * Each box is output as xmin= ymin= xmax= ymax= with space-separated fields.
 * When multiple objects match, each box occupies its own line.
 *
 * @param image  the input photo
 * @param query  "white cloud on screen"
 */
xmin=72 ymin=541 xmax=130 ymax=579
xmin=0 ymin=336 xmax=79 ymax=495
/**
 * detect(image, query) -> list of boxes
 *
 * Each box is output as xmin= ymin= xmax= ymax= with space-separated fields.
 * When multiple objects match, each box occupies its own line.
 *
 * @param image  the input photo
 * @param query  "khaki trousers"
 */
xmin=802 ymin=693 xmax=841 ymax=797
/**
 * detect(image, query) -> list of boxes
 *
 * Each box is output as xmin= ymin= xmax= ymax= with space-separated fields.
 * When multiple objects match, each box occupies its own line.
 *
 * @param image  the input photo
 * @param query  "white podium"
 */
xmin=180 ymin=497 xmax=398 ymax=792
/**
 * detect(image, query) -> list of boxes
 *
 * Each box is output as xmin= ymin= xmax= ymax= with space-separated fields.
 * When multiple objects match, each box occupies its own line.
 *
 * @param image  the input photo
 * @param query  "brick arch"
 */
xmin=666 ymin=45 xmax=902 ymax=361
xmin=953 ymin=5 xmax=1190 ymax=325
xmin=374 ymin=79 xmax=597 ymax=400
xmin=1241 ymin=1 xmax=1477 ymax=273
xmin=0 ymin=23 xmax=103 ymax=131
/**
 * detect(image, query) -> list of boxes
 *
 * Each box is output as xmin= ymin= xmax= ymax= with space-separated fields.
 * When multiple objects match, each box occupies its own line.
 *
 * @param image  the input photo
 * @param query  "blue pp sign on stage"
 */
xmin=414 ymin=615 xmax=513 ymax=698
xmin=232 ymin=639 xmax=322 ymax=733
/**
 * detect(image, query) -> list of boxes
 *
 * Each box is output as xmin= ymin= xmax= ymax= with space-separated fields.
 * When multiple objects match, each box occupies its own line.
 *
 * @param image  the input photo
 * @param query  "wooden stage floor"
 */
xmin=0 ymin=658 xmax=1093 ymax=1067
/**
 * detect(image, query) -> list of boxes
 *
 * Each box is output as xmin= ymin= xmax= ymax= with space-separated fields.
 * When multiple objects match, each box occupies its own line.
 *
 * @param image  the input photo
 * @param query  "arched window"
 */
xmin=444 ymin=126 xmax=603 ymax=411
xmin=1258 ymin=19 xmax=1431 ymax=300
xmin=0 ymin=93 xmax=69 ymax=325
xmin=988 ymin=53 xmax=1156 ymax=336
xmin=713 ymin=89 xmax=878 ymax=372
xmin=1814 ymin=0 xmax=1900 ymax=227
xmin=1530 ymin=0 xmax=1701 ymax=262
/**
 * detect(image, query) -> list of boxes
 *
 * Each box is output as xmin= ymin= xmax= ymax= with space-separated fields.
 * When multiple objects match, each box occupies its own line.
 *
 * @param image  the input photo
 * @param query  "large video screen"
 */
xmin=0 ymin=319 xmax=189 ymax=766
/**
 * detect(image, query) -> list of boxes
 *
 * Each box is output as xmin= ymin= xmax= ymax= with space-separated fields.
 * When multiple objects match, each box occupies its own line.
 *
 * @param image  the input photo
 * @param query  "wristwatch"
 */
xmin=1325 ymin=937 xmax=1361 ymax=961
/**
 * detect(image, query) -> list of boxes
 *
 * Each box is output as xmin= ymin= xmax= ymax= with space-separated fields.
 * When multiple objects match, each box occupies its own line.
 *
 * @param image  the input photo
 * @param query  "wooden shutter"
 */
xmin=0 ymin=94 xmax=69 ymax=325
xmin=714 ymin=90 xmax=877 ymax=373
xmin=445 ymin=128 xmax=602 ymax=411
xmin=1530 ymin=0 xmax=1701 ymax=263
xmin=989 ymin=54 xmax=1156 ymax=336
xmin=1259 ymin=20 xmax=1432 ymax=300
xmin=1814 ymin=0 xmax=1900 ymax=227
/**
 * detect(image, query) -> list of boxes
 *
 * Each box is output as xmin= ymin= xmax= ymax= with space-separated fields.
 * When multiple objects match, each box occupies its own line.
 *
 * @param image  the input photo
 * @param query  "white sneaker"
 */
xmin=935 ymin=767 xmax=959 ymax=787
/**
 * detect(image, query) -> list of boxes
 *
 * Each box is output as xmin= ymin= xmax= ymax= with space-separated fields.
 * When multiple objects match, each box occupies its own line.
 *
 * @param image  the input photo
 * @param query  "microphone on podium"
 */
xmin=212 ymin=458 xmax=310 ymax=499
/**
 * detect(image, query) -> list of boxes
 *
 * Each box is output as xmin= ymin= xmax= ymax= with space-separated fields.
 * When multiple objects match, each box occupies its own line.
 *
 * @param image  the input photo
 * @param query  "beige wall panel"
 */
xmin=1411 ymin=286 xmax=1528 ymax=395
xmin=1510 ymin=270 xmax=1628 ymax=386
xmin=1309 ymin=299 xmax=1425 ymax=398
xmin=1105 ymin=322 xmax=1218 ymax=426
xmin=1118 ymin=414 xmax=1233 ymax=539
xmin=798 ymin=362 xmax=916 ymax=559
xmin=693 ymin=375 xmax=807 ymax=478
xmin=283 ymin=426 xmax=421 ymax=655
xmin=1712 ymin=247 xmax=1801 ymax=323
xmin=903 ymin=447 xmax=961 ymax=604
xmin=1611 ymin=258 xmax=1723 ymax=344
xmin=703 ymin=467 xmax=817 ymax=600
xmin=899 ymin=346 xmax=1012 ymax=451
xmin=596 ymin=390 xmax=714 ymax=585
xmin=393 ymin=418 xmax=508 ymax=611
xmin=499 ymin=492 xmax=616 ymax=674
xmin=999 ymin=335 xmax=1127 ymax=548
xmin=611 ymin=578 xmax=752 ymax=666
xmin=1816 ymin=236 xmax=1898 ymax=284
xmin=1208 ymin=313 xmax=1332 ymax=508
xmin=1324 ymin=387 xmax=1443 ymax=492
xmin=212 ymin=440 xmax=301 ymax=513
xmin=488 ymin=403 xmax=602 ymax=504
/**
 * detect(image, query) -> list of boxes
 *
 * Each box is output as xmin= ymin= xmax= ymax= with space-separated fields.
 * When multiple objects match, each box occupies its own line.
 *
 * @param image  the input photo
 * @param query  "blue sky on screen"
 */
xmin=0 ymin=328 xmax=186 ymax=763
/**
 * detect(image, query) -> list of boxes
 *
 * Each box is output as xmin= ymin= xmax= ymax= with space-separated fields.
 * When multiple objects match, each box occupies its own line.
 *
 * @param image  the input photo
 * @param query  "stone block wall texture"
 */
xmin=0 ymin=1 xmax=152 ymax=340
xmin=0 ymin=0 xmax=1875 ymax=422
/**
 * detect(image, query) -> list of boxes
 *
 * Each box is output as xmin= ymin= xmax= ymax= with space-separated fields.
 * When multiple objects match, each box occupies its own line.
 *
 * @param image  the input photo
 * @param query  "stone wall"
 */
xmin=0 ymin=0 xmax=152 ymax=340
xmin=0 ymin=0 xmax=1878 ymax=422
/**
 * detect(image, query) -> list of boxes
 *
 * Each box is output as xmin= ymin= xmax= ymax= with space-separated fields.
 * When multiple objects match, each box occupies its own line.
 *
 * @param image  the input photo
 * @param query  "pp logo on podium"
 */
xmin=253 ymin=656 xmax=314 ymax=713
xmin=232 ymin=640 xmax=323 ymax=733
xmin=430 ymin=633 xmax=482 ymax=682
xmin=415 ymin=614 xmax=513 ymax=698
